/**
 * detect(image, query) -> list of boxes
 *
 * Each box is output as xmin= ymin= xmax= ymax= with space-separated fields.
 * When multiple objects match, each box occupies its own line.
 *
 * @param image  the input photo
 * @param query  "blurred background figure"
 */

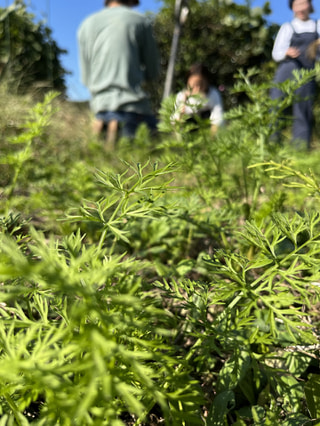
xmin=172 ymin=63 xmax=224 ymax=134
xmin=78 ymin=0 xmax=160 ymax=144
xmin=270 ymin=0 xmax=320 ymax=149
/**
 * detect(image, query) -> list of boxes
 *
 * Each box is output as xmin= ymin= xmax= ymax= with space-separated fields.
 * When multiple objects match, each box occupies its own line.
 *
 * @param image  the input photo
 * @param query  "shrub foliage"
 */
xmin=0 ymin=0 xmax=67 ymax=95
xmin=0 ymin=68 xmax=320 ymax=424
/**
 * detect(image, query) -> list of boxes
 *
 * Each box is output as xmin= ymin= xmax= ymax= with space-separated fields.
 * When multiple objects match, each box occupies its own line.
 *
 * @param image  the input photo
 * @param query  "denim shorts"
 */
xmin=96 ymin=110 xmax=158 ymax=138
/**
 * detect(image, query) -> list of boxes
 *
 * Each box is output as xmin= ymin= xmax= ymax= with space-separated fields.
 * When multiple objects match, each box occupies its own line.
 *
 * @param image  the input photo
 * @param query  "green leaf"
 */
xmin=207 ymin=390 xmax=235 ymax=425
xmin=281 ymin=412 xmax=313 ymax=426
xmin=305 ymin=374 xmax=320 ymax=419
xmin=217 ymin=350 xmax=251 ymax=391
xmin=284 ymin=351 xmax=311 ymax=376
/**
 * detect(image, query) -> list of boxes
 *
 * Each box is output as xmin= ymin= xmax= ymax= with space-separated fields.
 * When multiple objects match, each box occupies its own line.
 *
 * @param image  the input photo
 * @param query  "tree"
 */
xmin=0 ymin=0 xmax=68 ymax=95
xmin=153 ymin=0 xmax=279 ymax=109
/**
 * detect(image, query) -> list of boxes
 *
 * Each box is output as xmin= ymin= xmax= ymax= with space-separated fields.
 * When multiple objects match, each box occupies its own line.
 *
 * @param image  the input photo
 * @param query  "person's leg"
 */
xmin=292 ymin=79 xmax=315 ymax=149
xmin=106 ymin=119 xmax=118 ymax=146
xmin=141 ymin=113 xmax=158 ymax=134
xmin=269 ymin=62 xmax=296 ymax=143
xmin=95 ymin=111 xmax=125 ymax=146
xmin=120 ymin=112 xmax=158 ymax=138
xmin=92 ymin=118 xmax=104 ymax=135
xmin=95 ymin=111 xmax=158 ymax=140
xmin=270 ymin=62 xmax=297 ymax=100
xmin=120 ymin=112 xmax=139 ymax=138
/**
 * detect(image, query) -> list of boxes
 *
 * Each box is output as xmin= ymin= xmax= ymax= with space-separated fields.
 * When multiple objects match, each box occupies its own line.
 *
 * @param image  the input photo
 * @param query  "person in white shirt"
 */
xmin=270 ymin=0 xmax=320 ymax=149
xmin=172 ymin=63 xmax=224 ymax=134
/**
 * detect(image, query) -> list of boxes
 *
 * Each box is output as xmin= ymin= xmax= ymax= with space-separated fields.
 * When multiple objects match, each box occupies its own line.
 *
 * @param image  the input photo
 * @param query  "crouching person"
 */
xmin=172 ymin=63 xmax=224 ymax=135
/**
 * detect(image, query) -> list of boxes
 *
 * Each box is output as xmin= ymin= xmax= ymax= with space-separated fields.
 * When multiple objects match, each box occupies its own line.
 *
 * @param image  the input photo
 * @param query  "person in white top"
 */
xmin=270 ymin=0 xmax=320 ymax=149
xmin=172 ymin=63 xmax=224 ymax=134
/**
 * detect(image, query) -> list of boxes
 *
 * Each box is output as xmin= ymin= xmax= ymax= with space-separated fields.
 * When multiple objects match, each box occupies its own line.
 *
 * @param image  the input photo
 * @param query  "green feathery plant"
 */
xmin=0 ymin=173 xmax=205 ymax=425
xmin=156 ymin=67 xmax=319 ymax=222
xmin=0 ymin=91 xmax=59 ymax=214
xmin=153 ymin=163 xmax=320 ymax=424
xmin=1 ymin=66 xmax=320 ymax=425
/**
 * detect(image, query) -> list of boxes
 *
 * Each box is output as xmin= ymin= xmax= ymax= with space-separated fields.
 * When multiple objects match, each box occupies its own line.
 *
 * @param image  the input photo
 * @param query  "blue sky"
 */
xmin=0 ymin=0 xmax=317 ymax=101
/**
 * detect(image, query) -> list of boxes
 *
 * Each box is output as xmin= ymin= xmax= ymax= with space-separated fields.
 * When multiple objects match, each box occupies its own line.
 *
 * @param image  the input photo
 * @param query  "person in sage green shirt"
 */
xmin=77 ymin=0 xmax=160 ymax=139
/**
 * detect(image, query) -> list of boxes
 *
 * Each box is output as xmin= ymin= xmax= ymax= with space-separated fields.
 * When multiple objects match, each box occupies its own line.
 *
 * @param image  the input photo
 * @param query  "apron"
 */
xmin=270 ymin=20 xmax=318 ymax=147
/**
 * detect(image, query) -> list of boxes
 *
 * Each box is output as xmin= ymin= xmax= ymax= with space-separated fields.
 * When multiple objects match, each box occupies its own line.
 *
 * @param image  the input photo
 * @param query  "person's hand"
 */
xmin=210 ymin=124 xmax=218 ymax=136
xmin=286 ymin=47 xmax=300 ymax=58
xmin=306 ymin=38 xmax=320 ymax=60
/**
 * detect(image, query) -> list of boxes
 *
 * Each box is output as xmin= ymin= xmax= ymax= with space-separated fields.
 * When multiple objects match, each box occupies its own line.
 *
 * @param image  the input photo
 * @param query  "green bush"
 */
xmin=0 ymin=69 xmax=320 ymax=424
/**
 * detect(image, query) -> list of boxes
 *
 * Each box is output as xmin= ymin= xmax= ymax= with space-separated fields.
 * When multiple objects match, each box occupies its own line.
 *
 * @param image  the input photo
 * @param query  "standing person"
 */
xmin=77 ymin=0 xmax=160 ymax=141
xmin=172 ymin=63 xmax=224 ymax=134
xmin=270 ymin=0 xmax=320 ymax=149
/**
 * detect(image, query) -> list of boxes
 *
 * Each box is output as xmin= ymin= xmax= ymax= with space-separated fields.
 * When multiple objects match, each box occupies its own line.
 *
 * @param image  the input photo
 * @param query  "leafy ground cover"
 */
xmin=0 ymin=70 xmax=320 ymax=425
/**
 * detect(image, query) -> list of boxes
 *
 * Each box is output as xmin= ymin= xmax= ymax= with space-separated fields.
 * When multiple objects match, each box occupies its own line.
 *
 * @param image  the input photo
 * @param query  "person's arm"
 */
xmin=272 ymin=23 xmax=296 ymax=62
xmin=77 ymin=26 xmax=90 ymax=87
xmin=316 ymin=20 xmax=320 ymax=61
xmin=171 ymin=91 xmax=187 ymax=122
xmin=209 ymin=88 xmax=224 ymax=129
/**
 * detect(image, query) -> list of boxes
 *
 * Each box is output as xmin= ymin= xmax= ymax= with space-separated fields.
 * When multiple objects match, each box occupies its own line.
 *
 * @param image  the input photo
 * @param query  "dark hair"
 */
xmin=186 ymin=63 xmax=212 ymax=84
xmin=289 ymin=0 xmax=314 ymax=13
xmin=104 ymin=0 xmax=139 ymax=6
